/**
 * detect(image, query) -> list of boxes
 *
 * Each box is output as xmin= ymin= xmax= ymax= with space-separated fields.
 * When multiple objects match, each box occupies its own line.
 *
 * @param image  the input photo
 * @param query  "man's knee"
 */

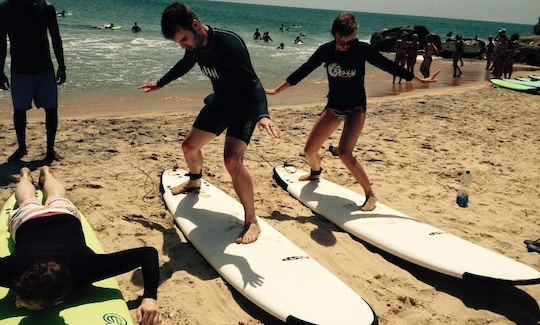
xmin=223 ymin=154 xmax=243 ymax=173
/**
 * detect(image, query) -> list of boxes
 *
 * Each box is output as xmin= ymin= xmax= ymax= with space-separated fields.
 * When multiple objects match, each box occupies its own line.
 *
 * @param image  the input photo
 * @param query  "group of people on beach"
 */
xmin=1 ymin=0 xmax=437 ymax=322
xmin=393 ymin=31 xmax=439 ymax=83
xmin=486 ymin=29 xmax=520 ymax=79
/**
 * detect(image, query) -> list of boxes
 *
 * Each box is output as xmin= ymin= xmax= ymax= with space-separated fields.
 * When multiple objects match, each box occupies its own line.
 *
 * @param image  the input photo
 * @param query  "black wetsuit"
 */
xmin=0 ymin=0 xmax=65 ymax=74
xmin=157 ymin=26 xmax=268 ymax=144
xmin=286 ymin=39 xmax=414 ymax=110
xmin=0 ymin=215 xmax=159 ymax=299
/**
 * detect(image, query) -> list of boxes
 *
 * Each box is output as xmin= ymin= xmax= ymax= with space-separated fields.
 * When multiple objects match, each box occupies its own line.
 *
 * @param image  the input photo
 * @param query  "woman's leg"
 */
xmin=299 ymin=109 xmax=341 ymax=181
xmin=338 ymin=108 xmax=377 ymax=211
xmin=39 ymin=166 xmax=66 ymax=201
xmin=15 ymin=168 xmax=36 ymax=206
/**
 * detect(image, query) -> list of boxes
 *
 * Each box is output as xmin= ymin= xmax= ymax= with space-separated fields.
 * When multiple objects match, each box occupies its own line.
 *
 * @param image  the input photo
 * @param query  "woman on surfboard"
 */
xmin=266 ymin=13 xmax=438 ymax=211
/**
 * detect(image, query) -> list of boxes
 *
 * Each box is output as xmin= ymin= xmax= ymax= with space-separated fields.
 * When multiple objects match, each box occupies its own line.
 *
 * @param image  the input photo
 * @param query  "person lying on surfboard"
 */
xmin=266 ymin=12 xmax=438 ymax=211
xmin=0 ymin=167 xmax=161 ymax=325
xmin=139 ymin=2 xmax=280 ymax=244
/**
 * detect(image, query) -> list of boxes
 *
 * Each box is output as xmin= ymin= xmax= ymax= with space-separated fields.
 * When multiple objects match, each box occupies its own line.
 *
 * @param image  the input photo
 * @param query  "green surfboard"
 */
xmin=490 ymin=79 xmax=540 ymax=93
xmin=0 ymin=192 xmax=133 ymax=325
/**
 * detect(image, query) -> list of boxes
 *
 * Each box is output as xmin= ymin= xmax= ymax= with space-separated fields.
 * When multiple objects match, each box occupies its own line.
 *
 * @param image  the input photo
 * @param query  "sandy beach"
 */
xmin=1 ymin=73 xmax=540 ymax=324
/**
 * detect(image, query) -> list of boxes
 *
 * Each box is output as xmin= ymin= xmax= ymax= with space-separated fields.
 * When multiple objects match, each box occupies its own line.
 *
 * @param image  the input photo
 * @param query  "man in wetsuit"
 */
xmin=0 ymin=167 xmax=161 ymax=324
xmin=139 ymin=2 xmax=279 ymax=244
xmin=0 ymin=0 xmax=66 ymax=163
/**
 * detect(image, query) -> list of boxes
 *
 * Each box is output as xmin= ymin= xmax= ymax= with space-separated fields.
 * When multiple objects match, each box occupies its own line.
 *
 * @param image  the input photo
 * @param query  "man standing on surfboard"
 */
xmin=266 ymin=13 xmax=438 ymax=211
xmin=139 ymin=2 xmax=279 ymax=244
xmin=0 ymin=0 xmax=66 ymax=163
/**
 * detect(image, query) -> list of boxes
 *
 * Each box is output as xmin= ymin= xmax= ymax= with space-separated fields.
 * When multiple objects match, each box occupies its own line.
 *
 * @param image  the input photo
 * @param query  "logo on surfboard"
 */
xmin=282 ymin=256 xmax=310 ymax=261
xmin=103 ymin=313 xmax=128 ymax=325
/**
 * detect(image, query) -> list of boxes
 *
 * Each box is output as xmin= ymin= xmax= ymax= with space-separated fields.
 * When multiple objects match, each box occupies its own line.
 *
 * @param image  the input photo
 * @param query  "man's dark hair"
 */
xmin=13 ymin=260 xmax=73 ymax=308
xmin=331 ymin=12 xmax=358 ymax=37
xmin=161 ymin=2 xmax=199 ymax=39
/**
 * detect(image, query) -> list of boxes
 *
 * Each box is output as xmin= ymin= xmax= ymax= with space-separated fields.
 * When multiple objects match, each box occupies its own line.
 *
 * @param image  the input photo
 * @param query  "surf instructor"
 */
xmin=266 ymin=13 xmax=438 ymax=211
xmin=0 ymin=0 xmax=66 ymax=163
xmin=139 ymin=2 xmax=279 ymax=244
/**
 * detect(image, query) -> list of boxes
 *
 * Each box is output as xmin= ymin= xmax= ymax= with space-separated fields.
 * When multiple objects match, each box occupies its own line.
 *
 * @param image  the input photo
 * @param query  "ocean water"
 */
xmin=0 ymin=0 xmax=533 ymax=110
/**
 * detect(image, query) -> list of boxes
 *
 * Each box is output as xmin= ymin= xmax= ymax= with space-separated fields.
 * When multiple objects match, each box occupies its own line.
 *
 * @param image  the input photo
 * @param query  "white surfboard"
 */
xmin=273 ymin=165 xmax=540 ymax=285
xmin=162 ymin=169 xmax=377 ymax=325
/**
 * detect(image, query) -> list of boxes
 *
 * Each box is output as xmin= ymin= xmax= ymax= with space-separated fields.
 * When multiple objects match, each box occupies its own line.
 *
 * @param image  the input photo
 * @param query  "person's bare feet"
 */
xmin=171 ymin=179 xmax=201 ymax=195
xmin=360 ymin=195 xmax=377 ymax=211
xmin=38 ymin=166 xmax=51 ymax=186
xmin=20 ymin=167 xmax=33 ymax=182
xmin=9 ymin=147 xmax=28 ymax=161
xmin=235 ymin=222 xmax=260 ymax=244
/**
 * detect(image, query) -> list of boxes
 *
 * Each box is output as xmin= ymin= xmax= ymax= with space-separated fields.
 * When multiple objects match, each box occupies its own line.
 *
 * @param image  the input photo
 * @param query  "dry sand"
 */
xmin=0 ymin=79 xmax=539 ymax=324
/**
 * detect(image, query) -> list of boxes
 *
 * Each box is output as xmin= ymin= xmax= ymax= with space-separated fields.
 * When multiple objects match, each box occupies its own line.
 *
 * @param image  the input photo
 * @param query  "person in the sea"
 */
xmin=253 ymin=28 xmax=261 ymax=40
xmin=0 ymin=0 xmax=66 ymax=163
xmin=277 ymin=42 xmax=285 ymax=50
xmin=132 ymin=22 xmax=141 ymax=33
xmin=0 ymin=167 xmax=162 ymax=325
xmin=535 ymin=17 xmax=540 ymax=35
xmin=139 ymin=2 xmax=279 ymax=244
xmin=56 ymin=9 xmax=65 ymax=17
xmin=262 ymin=31 xmax=273 ymax=42
xmin=265 ymin=12 xmax=438 ymax=211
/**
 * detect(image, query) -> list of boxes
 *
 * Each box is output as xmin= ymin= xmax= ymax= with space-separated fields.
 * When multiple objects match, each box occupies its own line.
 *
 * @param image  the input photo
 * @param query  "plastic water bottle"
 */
xmin=456 ymin=171 xmax=472 ymax=207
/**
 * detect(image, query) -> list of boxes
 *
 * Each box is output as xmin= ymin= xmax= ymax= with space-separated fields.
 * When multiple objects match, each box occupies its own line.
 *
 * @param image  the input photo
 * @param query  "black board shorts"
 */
xmin=193 ymin=93 xmax=266 ymax=144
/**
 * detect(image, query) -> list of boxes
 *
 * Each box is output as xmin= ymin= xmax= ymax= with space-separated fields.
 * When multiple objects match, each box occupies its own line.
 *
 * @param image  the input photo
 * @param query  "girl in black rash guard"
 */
xmin=266 ymin=13 xmax=438 ymax=211
xmin=0 ymin=167 xmax=161 ymax=325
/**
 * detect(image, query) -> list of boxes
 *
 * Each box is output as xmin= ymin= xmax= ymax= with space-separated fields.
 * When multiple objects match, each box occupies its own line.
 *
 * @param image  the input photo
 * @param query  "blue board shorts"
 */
xmin=10 ymin=73 xmax=58 ymax=111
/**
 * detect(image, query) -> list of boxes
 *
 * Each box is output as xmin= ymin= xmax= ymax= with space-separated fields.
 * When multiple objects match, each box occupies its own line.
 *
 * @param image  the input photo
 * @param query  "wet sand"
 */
xmin=0 ymin=58 xmax=517 ymax=121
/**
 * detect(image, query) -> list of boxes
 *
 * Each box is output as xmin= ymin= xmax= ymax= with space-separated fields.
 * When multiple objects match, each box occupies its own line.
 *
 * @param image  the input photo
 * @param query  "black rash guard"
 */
xmin=286 ymin=39 xmax=414 ymax=109
xmin=157 ymin=26 xmax=269 ymax=119
xmin=0 ymin=0 xmax=65 ymax=74
xmin=0 ymin=215 xmax=159 ymax=299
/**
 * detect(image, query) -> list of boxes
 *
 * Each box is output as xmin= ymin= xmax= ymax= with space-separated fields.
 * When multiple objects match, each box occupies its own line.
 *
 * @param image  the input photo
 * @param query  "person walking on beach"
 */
xmin=405 ymin=33 xmax=420 ymax=75
xmin=420 ymin=34 xmax=438 ymax=78
xmin=265 ymin=13 xmax=438 ymax=211
xmin=452 ymin=35 xmax=463 ymax=77
xmin=393 ymin=31 xmax=408 ymax=84
xmin=0 ymin=0 xmax=66 ymax=163
xmin=0 ymin=167 xmax=162 ymax=324
xmin=139 ymin=2 xmax=279 ymax=244
xmin=485 ymin=36 xmax=495 ymax=70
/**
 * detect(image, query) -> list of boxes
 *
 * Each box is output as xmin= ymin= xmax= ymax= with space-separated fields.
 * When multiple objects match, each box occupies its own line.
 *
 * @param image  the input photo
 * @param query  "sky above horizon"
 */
xmin=213 ymin=0 xmax=540 ymax=25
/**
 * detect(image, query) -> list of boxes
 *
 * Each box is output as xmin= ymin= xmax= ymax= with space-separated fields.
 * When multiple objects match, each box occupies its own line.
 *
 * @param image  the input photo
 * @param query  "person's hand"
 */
xmin=415 ymin=71 xmax=440 ymax=83
xmin=258 ymin=117 xmax=280 ymax=138
xmin=136 ymin=298 xmax=161 ymax=325
xmin=0 ymin=72 xmax=10 ymax=90
xmin=138 ymin=81 xmax=161 ymax=92
xmin=56 ymin=68 xmax=66 ymax=85
xmin=265 ymin=88 xmax=278 ymax=95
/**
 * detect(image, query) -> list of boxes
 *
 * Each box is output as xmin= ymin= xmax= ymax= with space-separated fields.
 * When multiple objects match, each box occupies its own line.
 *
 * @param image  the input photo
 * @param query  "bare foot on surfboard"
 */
xmin=171 ymin=179 xmax=201 ymax=195
xmin=235 ymin=222 xmax=260 ymax=244
xmin=360 ymin=195 xmax=377 ymax=211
